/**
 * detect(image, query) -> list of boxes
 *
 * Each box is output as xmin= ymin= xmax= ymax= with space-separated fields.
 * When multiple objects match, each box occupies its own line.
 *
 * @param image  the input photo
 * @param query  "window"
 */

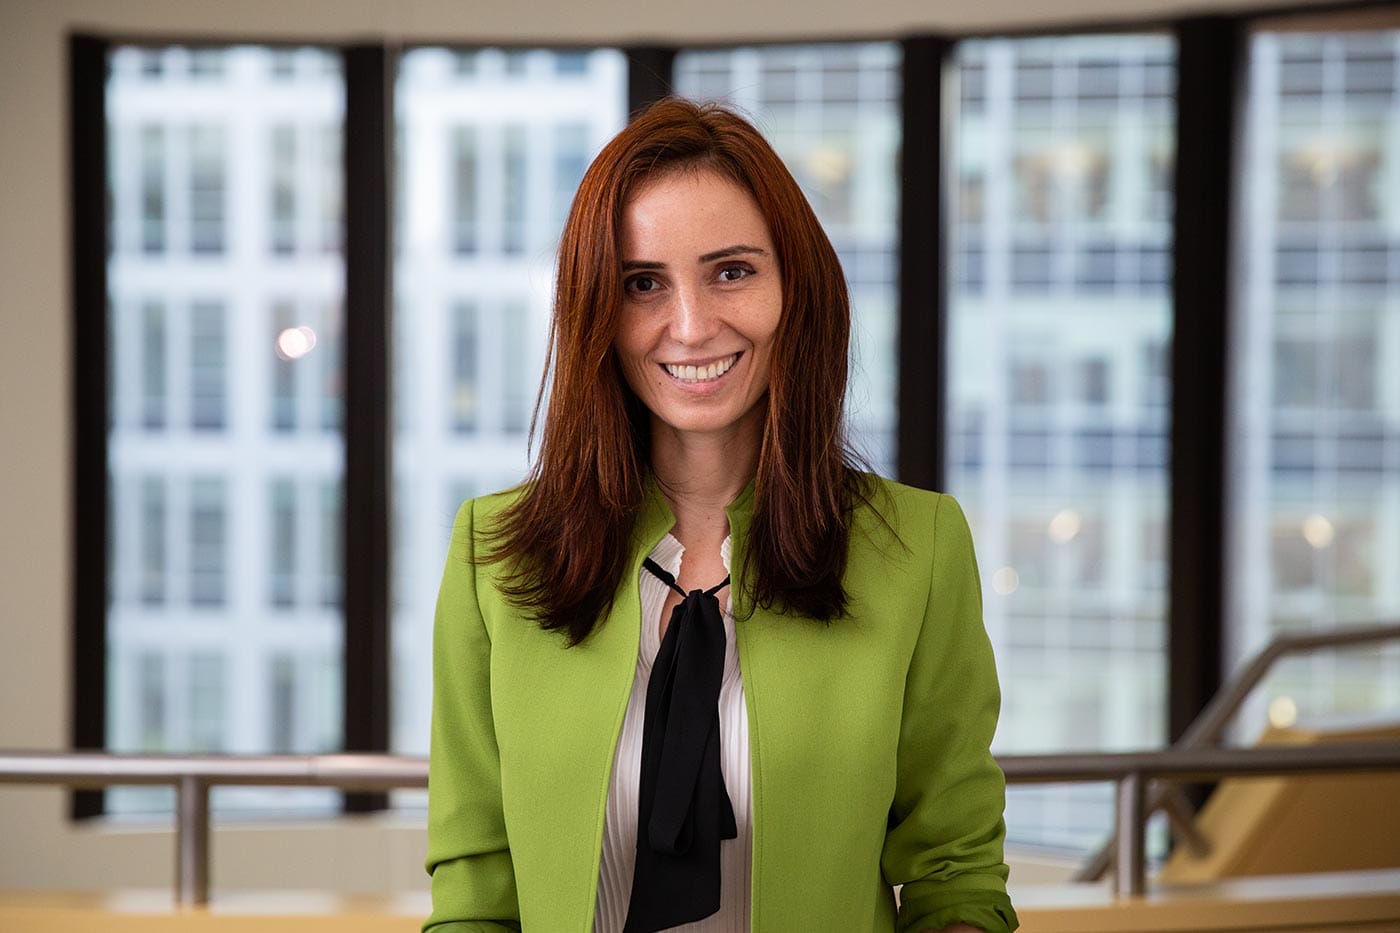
xmin=554 ymin=51 xmax=589 ymax=76
xmin=138 ymin=653 xmax=166 ymax=751
xmin=1078 ymin=357 xmax=1111 ymax=406
xmin=139 ymin=476 xmax=166 ymax=606
xmin=188 ymin=654 xmax=226 ymax=752
xmin=270 ymin=300 xmax=298 ymax=431
xmin=319 ymin=479 xmax=342 ymax=608
xmin=452 ymin=128 xmax=480 ymax=254
xmin=189 ymin=49 xmax=226 ymax=79
xmin=317 ymin=127 xmax=342 ymax=254
xmin=553 ymin=122 xmax=589 ymax=233
xmin=1230 ymin=26 xmax=1400 ymax=733
xmin=78 ymin=22 xmax=1397 ymax=842
xmin=501 ymin=301 xmax=529 ymax=435
xmin=675 ymin=43 xmax=902 ymax=474
xmin=189 ymin=300 xmax=226 ymax=430
xmin=189 ymin=125 xmax=226 ymax=254
xmin=948 ymin=34 xmax=1176 ymax=850
xmin=269 ymin=654 xmax=297 ymax=753
xmin=450 ymin=301 xmax=480 ymax=433
xmin=140 ymin=300 xmax=167 ymax=429
xmin=104 ymin=45 xmax=345 ymax=816
xmin=390 ymin=48 xmax=628 ymax=780
xmin=316 ymin=303 xmax=343 ymax=432
xmin=502 ymin=125 xmax=528 ymax=255
xmin=139 ymin=126 xmax=166 ymax=254
xmin=270 ymin=125 xmax=297 ymax=254
xmin=189 ymin=477 xmax=226 ymax=607
xmin=269 ymin=478 xmax=296 ymax=608
xmin=270 ymin=49 xmax=298 ymax=80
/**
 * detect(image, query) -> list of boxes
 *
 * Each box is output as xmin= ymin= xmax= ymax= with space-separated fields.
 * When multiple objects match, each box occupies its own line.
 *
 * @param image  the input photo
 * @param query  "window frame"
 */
xmin=70 ymin=1 xmax=1386 ymax=818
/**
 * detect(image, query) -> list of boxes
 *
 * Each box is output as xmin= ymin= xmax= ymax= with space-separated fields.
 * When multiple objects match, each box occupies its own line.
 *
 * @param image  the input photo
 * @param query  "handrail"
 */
xmin=1074 ymin=619 xmax=1400 ymax=883
xmin=2 ymin=742 xmax=1399 ymax=904
xmin=0 ymin=752 xmax=428 ymax=787
xmin=0 ymin=752 xmax=427 ymax=906
xmin=1181 ymin=621 xmax=1400 ymax=748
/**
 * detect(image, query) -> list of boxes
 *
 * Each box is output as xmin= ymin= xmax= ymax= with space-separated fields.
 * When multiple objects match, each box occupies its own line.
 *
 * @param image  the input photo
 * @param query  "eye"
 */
xmin=625 ymin=274 xmax=660 ymax=295
xmin=717 ymin=264 xmax=754 ymax=283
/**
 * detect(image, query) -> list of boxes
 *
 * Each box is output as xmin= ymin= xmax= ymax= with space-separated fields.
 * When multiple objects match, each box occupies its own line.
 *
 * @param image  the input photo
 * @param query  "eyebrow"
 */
xmin=621 ymin=244 xmax=769 ymax=272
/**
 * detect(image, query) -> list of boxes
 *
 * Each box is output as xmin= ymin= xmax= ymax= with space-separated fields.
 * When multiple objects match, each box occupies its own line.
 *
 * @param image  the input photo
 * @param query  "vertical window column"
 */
xmin=342 ymin=42 xmax=393 ymax=812
xmin=1170 ymin=17 xmax=1242 ymax=741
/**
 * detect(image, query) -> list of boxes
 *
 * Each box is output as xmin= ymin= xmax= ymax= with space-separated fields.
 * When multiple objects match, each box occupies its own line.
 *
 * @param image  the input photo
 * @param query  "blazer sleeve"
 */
xmin=881 ymin=493 xmax=1019 ymax=933
xmin=423 ymin=499 xmax=522 ymax=932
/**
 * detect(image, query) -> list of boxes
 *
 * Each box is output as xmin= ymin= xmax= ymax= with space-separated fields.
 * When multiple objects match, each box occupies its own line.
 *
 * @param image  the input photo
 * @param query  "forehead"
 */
xmin=620 ymin=167 xmax=773 ymax=257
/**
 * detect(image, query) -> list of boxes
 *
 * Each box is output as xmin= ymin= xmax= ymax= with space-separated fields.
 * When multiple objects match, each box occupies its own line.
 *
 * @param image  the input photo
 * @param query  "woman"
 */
xmin=424 ymin=98 xmax=1018 ymax=933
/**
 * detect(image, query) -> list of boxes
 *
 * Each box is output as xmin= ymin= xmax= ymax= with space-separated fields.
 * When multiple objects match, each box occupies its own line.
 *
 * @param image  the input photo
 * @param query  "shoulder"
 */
xmin=849 ymin=472 xmax=966 ymax=543
xmin=454 ymin=482 xmax=532 ymax=532
xmin=846 ymin=475 xmax=979 ymax=603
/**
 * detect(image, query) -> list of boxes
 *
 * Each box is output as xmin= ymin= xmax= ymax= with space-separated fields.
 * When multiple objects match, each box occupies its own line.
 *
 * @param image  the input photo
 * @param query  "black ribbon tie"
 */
xmin=623 ymin=557 xmax=737 ymax=932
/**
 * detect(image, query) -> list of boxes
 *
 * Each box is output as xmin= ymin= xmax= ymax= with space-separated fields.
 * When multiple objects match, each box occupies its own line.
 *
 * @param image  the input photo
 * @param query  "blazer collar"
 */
xmin=635 ymin=473 xmax=757 ymax=614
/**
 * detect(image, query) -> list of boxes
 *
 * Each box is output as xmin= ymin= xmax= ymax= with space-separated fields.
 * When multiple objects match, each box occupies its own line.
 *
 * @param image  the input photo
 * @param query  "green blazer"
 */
xmin=424 ymin=476 xmax=1018 ymax=933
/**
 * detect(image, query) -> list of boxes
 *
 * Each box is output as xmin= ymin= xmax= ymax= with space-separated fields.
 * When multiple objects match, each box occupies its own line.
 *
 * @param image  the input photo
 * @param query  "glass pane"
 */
xmin=106 ymin=45 xmax=345 ymax=816
xmin=675 ymin=43 xmax=902 ymax=475
xmin=390 ymin=49 xmax=628 ymax=794
xmin=1231 ymin=29 xmax=1400 ymax=737
xmin=948 ymin=35 xmax=1176 ymax=851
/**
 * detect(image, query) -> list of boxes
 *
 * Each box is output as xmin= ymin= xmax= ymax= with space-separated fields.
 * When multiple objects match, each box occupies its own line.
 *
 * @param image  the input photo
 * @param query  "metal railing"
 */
xmin=0 ymin=752 xmax=426 ymax=906
xmin=1074 ymin=620 xmax=1400 ymax=883
xmin=1 ymin=623 xmax=1398 ymax=906
xmin=1000 ymin=740 xmax=1400 ymax=895
xmin=3 ymin=742 xmax=1399 ymax=904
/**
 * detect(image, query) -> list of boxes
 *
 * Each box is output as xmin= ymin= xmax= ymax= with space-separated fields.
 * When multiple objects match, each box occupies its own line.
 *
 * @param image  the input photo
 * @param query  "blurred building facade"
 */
xmin=103 ymin=32 xmax=1399 ymax=848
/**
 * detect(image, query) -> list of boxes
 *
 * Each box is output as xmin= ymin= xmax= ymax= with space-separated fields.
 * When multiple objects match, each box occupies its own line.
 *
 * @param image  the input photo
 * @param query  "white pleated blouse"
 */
xmin=593 ymin=533 xmax=753 ymax=932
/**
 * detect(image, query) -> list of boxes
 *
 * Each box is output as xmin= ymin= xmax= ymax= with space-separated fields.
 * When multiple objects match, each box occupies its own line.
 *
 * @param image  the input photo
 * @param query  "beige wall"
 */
xmin=0 ymin=0 xmax=1348 ymax=897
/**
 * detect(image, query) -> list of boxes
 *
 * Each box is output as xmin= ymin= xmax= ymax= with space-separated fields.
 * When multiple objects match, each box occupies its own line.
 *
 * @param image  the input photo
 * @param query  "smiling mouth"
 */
xmin=661 ymin=352 xmax=741 ymax=384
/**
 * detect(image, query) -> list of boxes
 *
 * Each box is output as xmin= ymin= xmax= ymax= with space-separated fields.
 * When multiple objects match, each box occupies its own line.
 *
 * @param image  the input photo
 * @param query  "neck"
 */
xmin=650 ymin=408 xmax=762 ymax=542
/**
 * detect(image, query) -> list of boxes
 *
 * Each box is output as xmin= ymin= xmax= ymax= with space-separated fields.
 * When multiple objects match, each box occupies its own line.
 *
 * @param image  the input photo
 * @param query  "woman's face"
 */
xmin=614 ymin=167 xmax=782 ymax=444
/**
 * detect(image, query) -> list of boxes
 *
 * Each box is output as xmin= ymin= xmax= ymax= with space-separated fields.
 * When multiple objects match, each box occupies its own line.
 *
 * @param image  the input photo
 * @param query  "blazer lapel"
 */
xmin=494 ymin=483 xmax=677 ymax=926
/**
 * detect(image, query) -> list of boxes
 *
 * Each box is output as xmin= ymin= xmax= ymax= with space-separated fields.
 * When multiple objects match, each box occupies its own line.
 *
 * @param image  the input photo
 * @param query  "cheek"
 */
xmin=613 ymin=328 xmax=657 ymax=390
xmin=752 ymin=293 xmax=783 ymax=355
xmin=613 ymin=316 xmax=646 ymax=362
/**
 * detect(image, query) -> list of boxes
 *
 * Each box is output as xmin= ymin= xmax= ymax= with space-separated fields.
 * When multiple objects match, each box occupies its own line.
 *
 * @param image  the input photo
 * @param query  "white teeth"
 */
xmin=664 ymin=354 xmax=738 ymax=383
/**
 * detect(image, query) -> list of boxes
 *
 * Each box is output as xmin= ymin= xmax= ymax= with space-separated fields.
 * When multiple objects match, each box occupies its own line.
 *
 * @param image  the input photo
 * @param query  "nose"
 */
xmin=669 ymin=280 xmax=721 ymax=347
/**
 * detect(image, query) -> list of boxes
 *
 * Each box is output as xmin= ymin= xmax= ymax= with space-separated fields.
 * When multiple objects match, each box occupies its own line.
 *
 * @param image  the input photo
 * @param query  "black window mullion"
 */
xmin=897 ymin=36 xmax=952 ymax=492
xmin=70 ymin=32 xmax=111 ymax=821
xmin=626 ymin=47 xmax=677 ymax=118
xmin=1168 ymin=16 xmax=1243 ymax=744
xmin=342 ymin=43 xmax=394 ymax=813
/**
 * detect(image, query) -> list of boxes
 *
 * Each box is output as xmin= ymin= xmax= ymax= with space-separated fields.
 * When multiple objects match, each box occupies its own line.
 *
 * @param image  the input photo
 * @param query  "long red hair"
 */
xmin=485 ymin=97 xmax=870 ymax=644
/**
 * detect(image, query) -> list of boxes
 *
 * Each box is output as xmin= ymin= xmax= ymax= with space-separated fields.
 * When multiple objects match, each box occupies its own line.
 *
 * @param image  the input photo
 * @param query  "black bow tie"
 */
xmin=624 ymin=557 xmax=737 ymax=932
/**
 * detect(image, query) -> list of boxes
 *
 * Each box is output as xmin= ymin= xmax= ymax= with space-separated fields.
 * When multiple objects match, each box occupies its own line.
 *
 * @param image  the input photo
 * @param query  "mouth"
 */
xmin=660 ymin=352 xmax=741 ymax=385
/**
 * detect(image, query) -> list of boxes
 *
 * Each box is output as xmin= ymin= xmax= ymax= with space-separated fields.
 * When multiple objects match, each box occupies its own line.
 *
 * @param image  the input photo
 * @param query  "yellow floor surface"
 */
xmin=1 ymin=870 xmax=1398 ymax=932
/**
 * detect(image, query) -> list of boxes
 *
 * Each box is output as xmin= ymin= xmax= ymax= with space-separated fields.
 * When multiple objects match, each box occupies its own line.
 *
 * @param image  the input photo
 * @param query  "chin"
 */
xmin=656 ymin=416 xmax=746 ymax=437
xmin=651 ymin=402 xmax=766 ymax=441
